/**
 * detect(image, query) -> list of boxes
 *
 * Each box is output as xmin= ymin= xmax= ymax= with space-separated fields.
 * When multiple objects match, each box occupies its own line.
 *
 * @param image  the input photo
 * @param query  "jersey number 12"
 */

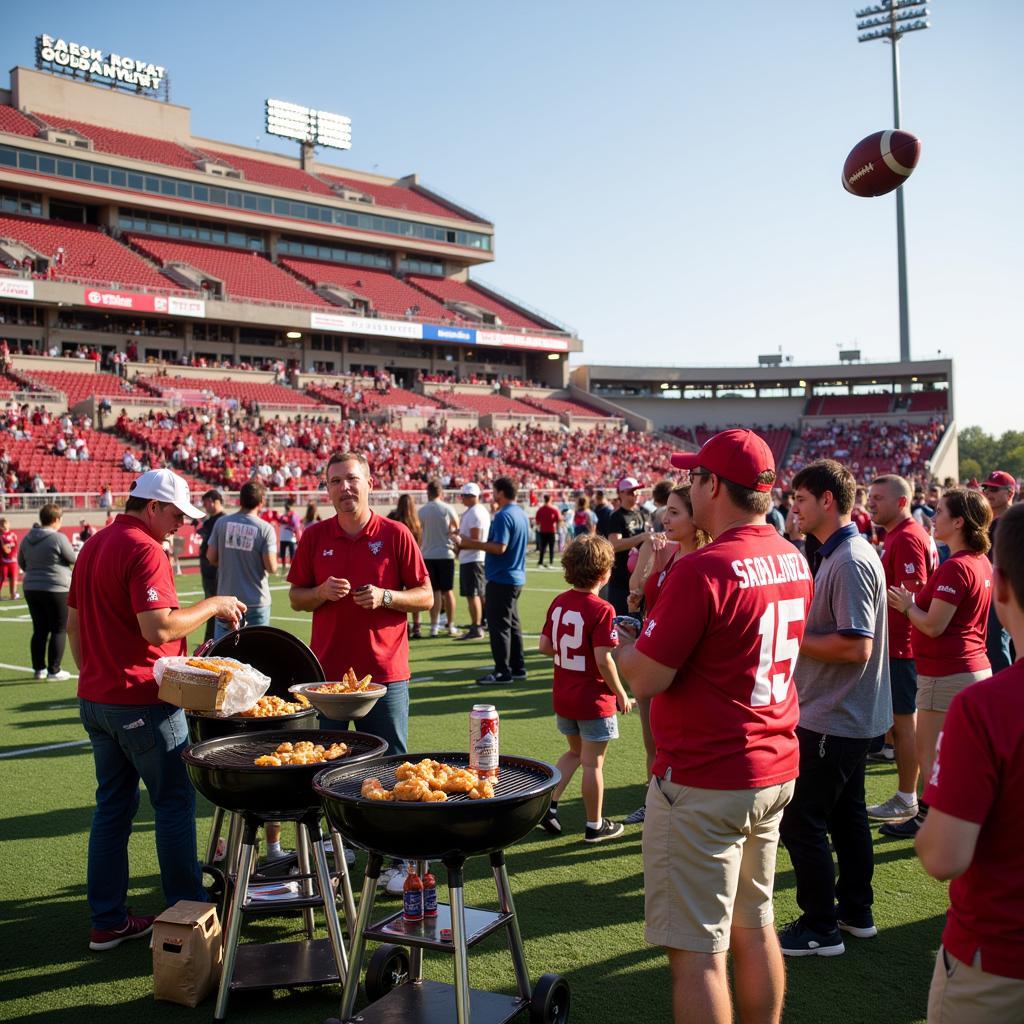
xmin=550 ymin=607 xmax=586 ymax=671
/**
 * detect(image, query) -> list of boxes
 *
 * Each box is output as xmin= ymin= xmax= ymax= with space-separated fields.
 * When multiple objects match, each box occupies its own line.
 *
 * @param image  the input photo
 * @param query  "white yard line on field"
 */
xmin=0 ymin=739 xmax=90 ymax=759
xmin=0 ymin=661 xmax=78 ymax=678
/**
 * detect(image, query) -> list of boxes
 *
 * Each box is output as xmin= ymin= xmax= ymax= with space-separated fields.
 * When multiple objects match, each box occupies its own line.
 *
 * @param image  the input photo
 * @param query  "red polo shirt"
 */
xmin=68 ymin=514 xmax=184 ymax=705
xmin=288 ymin=512 xmax=428 ymax=684
xmin=535 ymin=504 xmax=561 ymax=534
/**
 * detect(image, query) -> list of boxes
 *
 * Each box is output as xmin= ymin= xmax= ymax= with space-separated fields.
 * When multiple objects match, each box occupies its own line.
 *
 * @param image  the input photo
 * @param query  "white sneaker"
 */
xmin=377 ymin=865 xmax=403 ymax=891
xmin=448 ymin=625 xmax=460 ymax=637
xmin=386 ymin=864 xmax=408 ymax=896
xmin=429 ymin=626 xmax=440 ymax=638
xmin=47 ymin=670 xmax=72 ymax=681
xmin=34 ymin=670 xmax=46 ymax=680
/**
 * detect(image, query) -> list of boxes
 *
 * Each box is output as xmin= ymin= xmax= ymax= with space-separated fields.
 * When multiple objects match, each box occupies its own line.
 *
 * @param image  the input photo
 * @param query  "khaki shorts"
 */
xmin=642 ymin=774 xmax=795 ymax=954
xmin=928 ymin=947 xmax=1024 ymax=1023
xmin=916 ymin=670 xmax=991 ymax=712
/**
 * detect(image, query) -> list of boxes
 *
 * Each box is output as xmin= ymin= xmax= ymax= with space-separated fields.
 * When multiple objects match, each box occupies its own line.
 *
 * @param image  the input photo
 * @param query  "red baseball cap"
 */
xmin=982 ymin=470 xmax=1016 ymax=491
xmin=670 ymin=429 xmax=775 ymax=492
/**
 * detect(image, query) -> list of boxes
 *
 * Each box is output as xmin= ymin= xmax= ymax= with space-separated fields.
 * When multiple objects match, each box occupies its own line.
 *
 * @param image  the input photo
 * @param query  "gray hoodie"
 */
xmin=17 ymin=526 xmax=77 ymax=592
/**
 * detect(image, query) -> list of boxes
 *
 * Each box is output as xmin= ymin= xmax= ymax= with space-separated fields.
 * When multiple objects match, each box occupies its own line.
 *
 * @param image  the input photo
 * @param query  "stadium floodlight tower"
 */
xmin=855 ymin=0 xmax=930 ymax=363
xmin=264 ymin=98 xmax=352 ymax=169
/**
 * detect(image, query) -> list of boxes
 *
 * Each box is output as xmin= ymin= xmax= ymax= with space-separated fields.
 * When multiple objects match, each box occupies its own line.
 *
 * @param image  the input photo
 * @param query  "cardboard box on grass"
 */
xmin=152 ymin=901 xmax=222 ymax=1007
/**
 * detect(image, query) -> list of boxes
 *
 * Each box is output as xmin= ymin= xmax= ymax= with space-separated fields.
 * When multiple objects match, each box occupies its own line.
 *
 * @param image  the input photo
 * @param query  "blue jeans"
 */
xmin=986 ymin=602 xmax=1013 ymax=674
xmin=79 ymin=699 xmax=205 ymax=929
xmin=213 ymin=603 xmax=271 ymax=641
xmin=319 ymin=680 xmax=409 ymax=755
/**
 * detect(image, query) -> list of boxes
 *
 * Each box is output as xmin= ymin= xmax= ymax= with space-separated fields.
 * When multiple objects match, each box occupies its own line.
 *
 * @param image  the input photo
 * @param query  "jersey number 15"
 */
xmin=751 ymin=598 xmax=805 ymax=707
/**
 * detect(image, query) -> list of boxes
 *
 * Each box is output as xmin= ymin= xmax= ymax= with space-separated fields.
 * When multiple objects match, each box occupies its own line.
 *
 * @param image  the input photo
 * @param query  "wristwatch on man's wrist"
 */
xmin=381 ymin=589 xmax=393 ymax=609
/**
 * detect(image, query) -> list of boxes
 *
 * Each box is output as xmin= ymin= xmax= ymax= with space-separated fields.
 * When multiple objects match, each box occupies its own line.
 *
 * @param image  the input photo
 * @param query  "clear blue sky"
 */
xmin=4 ymin=2 xmax=1021 ymax=432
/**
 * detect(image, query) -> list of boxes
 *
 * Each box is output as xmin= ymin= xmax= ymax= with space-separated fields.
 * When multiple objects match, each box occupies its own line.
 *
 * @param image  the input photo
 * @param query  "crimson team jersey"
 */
xmin=69 ymin=514 xmax=184 ymax=705
xmin=642 ymin=547 xmax=681 ymax=619
xmin=541 ymin=589 xmax=619 ymax=719
xmin=535 ymin=504 xmax=561 ymax=534
xmin=924 ymin=662 xmax=1024 ymax=979
xmin=881 ymin=516 xmax=935 ymax=659
xmin=288 ymin=512 xmax=428 ymax=684
xmin=635 ymin=524 xmax=814 ymax=790
xmin=0 ymin=529 xmax=16 ymax=563
xmin=911 ymin=550 xmax=992 ymax=677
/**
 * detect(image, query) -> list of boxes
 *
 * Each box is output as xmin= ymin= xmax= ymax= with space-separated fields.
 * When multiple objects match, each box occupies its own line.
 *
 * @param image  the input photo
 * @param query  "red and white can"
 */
xmin=469 ymin=704 xmax=499 ymax=779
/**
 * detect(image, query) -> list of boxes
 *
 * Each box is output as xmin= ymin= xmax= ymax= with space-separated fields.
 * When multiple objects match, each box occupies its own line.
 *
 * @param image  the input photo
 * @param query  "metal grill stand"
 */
xmin=213 ymin=810 xmax=351 ymax=1023
xmin=332 ymin=849 xmax=560 ymax=1024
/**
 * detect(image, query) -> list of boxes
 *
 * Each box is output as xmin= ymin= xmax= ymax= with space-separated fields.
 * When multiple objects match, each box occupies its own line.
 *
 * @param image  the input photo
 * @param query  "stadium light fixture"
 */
xmin=855 ymin=0 xmax=931 ymax=363
xmin=547 ymin=352 xmax=561 ymax=360
xmin=285 ymin=330 xmax=302 ymax=339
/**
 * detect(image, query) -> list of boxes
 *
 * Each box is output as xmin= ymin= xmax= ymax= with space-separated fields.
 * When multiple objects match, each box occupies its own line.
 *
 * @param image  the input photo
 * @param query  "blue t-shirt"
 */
xmin=485 ymin=503 xmax=528 ymax=586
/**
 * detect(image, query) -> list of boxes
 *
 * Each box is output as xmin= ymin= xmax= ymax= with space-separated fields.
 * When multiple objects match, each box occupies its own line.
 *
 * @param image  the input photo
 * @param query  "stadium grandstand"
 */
xmin=0 ymin=62 xmax=960 ymax=525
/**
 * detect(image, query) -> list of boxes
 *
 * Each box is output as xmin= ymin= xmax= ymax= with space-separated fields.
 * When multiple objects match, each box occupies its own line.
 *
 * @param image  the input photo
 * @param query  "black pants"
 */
xmin=485 ymin=581 xmax=524 ymax=678
xmin=607 ymin=583 xmax=631 ymax=616
xmin=25 ymin=589 xmax=69 ymax=674
xmin=201 ymin=567 xmax=218 ymax=643
xmin=779 ymin=728 xmax=874 ymax=934
xmin=537 ymin=532 xmax=555 ymax=566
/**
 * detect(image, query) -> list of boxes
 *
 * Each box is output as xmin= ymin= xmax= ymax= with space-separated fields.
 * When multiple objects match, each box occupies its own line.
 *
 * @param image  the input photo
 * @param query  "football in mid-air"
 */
xmin=842 ymin=130 xmax=921 ymax=197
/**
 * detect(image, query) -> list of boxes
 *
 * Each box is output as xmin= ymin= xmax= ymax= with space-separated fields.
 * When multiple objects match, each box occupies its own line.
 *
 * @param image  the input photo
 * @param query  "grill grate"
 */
xmin=316 ymin=753 xmax=554 ymax=805
xmin=187 ymin=730 xmax=383 ymax=771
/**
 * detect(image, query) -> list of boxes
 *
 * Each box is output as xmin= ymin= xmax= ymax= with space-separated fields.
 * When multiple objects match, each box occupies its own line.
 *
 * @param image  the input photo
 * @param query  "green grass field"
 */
xmin=0 ymin=566 xmax=949 ymax=1023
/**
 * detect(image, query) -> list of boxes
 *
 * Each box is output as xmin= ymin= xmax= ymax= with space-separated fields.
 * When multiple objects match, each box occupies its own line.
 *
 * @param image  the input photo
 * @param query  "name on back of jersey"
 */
xmin=731 ymin=552 xmax=811 ymax=590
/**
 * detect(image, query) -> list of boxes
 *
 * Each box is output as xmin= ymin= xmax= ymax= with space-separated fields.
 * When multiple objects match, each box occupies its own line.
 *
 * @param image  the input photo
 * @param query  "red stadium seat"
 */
xmin=406 ymin=275 xmax=553 ymax=330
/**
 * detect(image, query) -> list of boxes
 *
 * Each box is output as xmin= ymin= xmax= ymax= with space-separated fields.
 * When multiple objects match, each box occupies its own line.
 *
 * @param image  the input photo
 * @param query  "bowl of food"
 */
xmin=289 ymin=667 xmax=387 ymax=720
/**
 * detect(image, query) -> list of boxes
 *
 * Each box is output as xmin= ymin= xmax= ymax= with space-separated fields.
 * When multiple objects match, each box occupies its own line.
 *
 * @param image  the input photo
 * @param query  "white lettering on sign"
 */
xmin=37 ymin=34 xmax=167 ymax=92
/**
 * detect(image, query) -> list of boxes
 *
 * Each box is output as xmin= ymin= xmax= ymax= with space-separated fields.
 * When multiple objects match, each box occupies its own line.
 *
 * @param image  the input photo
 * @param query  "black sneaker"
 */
xmin=455 ymin=628 xmax=484 ymax=641
xmin=866 ymin=744 xmax=895 ymax=763
xmin=584 ymin=818 xmax=624 ymax=843
xmin=879 ymin=814 xmax=923 ymax=838
xmin=537 ymin=807 xmax=562 ymax=835
xmin=778 ymin=919 xmax=845 ymax=957
xmin=837 ymin=916 xmax=878 ymax=938
xmin=511 ymin=670 xmax=527 ymax=681
xmin=476 ymin=672 xmax=512 ymax=685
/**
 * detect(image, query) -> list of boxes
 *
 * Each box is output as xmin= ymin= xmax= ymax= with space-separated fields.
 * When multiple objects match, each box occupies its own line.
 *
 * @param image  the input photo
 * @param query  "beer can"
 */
xmin=469 ymin=703 xmax=499 ymax=778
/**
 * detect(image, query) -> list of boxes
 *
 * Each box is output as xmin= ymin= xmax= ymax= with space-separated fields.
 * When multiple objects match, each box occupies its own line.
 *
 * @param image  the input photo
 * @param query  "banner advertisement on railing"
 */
xmin=309 ymin=311 xmax=422 ymax=339
xmin=83 ymin=289 xmax=206 ymax=318
xmin=0 ymin=278 xmax=34 ymax=300
xmin=309 ymin=311 xmax=569 ymax=352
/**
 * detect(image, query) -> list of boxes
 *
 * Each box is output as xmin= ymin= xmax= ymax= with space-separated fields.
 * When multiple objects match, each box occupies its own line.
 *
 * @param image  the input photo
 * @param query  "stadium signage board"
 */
xmin=0 ymin=279 xmax=35 ymax=300
xmin=310 ymin=311 xmax=569 ymax=352
xmin=83 ymin=288 xmax=205 ymax=318
xmin=36 ymin=35 xmax=166 ymax=93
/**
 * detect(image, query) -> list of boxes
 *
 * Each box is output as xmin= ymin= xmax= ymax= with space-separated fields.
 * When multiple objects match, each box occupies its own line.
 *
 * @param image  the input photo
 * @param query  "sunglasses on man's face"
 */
xmin=981 ymin=485 xmax=1008 ymax=492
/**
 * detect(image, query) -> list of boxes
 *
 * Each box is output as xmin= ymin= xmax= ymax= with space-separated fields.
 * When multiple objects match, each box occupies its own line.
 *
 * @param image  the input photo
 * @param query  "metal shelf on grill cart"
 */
xmin=338 ymin=978 xmax=527 ymax=1024
xmin=364 ymin=903 xmax=511 ymax=952
xmin=227 ymin=938 xmax=339 ymax=992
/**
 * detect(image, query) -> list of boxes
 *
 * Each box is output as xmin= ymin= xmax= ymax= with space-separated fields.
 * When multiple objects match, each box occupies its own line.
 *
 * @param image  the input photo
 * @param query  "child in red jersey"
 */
xmin=0 ymin=517 xmax=18 ymax=600
xmin=538 ymin=534 xmax=633 ymax=843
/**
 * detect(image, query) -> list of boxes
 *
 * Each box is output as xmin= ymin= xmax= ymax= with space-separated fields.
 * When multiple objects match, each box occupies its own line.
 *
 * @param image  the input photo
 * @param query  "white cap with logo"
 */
xmin=130 ymin=468 xmax=204 ymax=519
xmin=460 ymin=482 xmax=481 ymax=497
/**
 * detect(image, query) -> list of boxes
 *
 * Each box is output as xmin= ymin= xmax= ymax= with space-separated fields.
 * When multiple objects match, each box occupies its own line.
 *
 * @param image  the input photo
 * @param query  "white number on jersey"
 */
xmin=750 ymin=598 xmax=805 ymax=707
xmin=550 ymin=607 xmax=586 ymax=672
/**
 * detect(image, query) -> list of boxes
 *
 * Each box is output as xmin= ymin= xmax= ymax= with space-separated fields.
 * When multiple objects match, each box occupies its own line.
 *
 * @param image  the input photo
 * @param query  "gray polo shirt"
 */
xmin=793 ymin=523 xmax=892 ymax=739
xmin=418 ymin=498 xmax=457 ymax=560
xmin=209 ymin=510 xmax=277 ymax=609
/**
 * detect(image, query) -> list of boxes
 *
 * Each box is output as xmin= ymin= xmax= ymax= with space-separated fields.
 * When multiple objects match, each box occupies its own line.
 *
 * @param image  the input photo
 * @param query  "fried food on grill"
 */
xmin=313 ymin=667 xmax=375 ymax=694
xmin=361 ymin=777 xmax=393 ymax=801
xmin=253 ymin=740 xmax=349 ymax=766
xmin=238 ymin=694 xmax=310 ymax=718
xmin=370 ymin=761 xmax=493 ymax=801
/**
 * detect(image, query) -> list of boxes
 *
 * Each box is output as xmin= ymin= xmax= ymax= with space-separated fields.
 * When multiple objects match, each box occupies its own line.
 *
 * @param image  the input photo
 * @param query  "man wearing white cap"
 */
xmin=67 ymin=468 xmax=246 ymax=952
xmin=455 ymin=482 xmax=489 ymax=641
xmin=605 ymin=476 xmax=650 ymax=615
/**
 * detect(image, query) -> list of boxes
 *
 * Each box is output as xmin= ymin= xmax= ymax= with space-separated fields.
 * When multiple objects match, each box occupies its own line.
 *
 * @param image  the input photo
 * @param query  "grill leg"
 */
xmin=214 ymin=822 xmax=258 ymax=1023
xmin=339 ymin=852 xmax=383 ymax=1022
xmin=204 ymin=805 xmax=225 ymax=866
xmin=330 ymin=827 xmax=357 ymax=934
xmin=295 ymin=824 xmax=316 ymax=939
xmin=308 ymin=823 xmax=349 ymax=986
xmin=445 ymin=859 xmax=472 ymax=1024
xmin=225 ymin=812 xmax=243 ymax=877
xmin=490 ymin=850 xmax=531 ymax=1001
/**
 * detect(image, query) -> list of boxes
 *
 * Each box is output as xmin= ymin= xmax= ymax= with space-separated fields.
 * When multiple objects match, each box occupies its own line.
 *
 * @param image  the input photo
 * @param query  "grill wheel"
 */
xmin=364 ymin=943 xmax=411 ymax=1003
